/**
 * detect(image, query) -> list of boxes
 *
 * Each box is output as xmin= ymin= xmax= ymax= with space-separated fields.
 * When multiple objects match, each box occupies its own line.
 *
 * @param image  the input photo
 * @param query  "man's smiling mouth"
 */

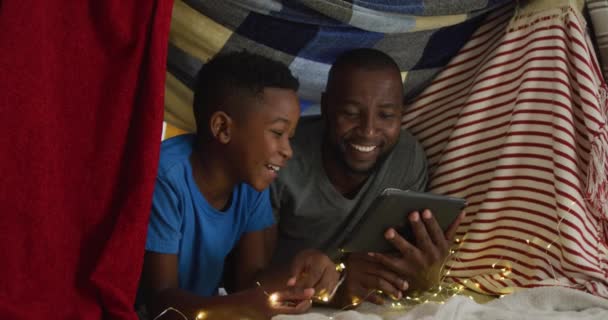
xmin=350 ymin=143 xmax=377 ymax=153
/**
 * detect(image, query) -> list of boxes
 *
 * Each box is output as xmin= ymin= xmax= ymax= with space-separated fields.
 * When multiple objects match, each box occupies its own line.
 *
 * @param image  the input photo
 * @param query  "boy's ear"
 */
xmin=209 ymin=111 xmax=232 ymax=144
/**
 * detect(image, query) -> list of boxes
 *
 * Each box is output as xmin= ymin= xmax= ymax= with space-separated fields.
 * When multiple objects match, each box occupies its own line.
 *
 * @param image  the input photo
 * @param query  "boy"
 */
xmin=141 ymin=51 xmax=339 ymax=319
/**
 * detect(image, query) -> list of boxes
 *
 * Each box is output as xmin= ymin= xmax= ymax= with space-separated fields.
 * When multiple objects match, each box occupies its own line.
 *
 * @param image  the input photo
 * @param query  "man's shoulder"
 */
xmin=390 ymin=129 xmax=425 ymax=161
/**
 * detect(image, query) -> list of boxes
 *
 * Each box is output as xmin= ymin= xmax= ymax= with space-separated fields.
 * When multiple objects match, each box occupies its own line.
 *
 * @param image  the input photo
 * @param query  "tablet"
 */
xmin=341 ymin=189 xmax=466 ymax=253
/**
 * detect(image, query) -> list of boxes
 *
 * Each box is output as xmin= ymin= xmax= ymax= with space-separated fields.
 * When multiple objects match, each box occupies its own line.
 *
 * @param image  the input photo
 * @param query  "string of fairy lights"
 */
xmin=151 ymin=200 xmax=596 ymax=319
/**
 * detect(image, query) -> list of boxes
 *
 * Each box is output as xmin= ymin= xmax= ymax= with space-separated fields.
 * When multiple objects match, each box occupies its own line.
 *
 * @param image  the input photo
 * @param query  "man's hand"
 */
xmin=331 ymin=252 xmax=408 ymax=307
xmin=372 ymin=209 xmax=465 ymax=291
xmin=287 ymin=249 xmax=340 ymax=300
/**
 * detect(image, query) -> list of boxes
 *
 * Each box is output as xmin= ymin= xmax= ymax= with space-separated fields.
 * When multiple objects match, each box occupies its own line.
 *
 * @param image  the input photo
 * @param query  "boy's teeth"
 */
xmin=267 ymin=164 xmax=280 ymax=172
xmin=351 ymin=144 xmax=376 ymax=152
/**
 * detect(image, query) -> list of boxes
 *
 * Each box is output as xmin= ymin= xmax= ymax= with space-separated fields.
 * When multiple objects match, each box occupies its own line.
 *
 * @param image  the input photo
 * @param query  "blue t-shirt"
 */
xmin=145 ymin=134 xmax=275 ymax=297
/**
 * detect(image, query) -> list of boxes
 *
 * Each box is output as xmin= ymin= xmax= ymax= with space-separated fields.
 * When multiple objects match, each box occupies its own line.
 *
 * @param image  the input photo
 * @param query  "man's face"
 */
xmin=322 ymin=67 xmax=403 ymax=174
xmin=230 ymin=87 xmax=300 ymax=191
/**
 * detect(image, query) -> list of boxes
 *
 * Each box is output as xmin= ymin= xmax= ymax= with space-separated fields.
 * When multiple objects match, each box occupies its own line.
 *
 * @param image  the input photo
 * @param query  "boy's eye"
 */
xmin=270 ymin=130 xmax=284 ymax=137
xmin=341 ymin=108 xmax=359 ymax=118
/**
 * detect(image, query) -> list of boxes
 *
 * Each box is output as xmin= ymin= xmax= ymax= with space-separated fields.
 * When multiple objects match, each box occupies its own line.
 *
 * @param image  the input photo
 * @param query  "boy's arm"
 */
xmin=230 ymin=225 xmax=340 ymax=299
xmin=141 ymin=251 xmax=314 ymax=319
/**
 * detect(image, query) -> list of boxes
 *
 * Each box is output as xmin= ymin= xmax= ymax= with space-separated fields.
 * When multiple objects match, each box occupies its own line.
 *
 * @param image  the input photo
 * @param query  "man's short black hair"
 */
xmin=193 ymin=51 xmax=299 ymax=136
xmin=327 ymin=48 xmax=401 ymax=92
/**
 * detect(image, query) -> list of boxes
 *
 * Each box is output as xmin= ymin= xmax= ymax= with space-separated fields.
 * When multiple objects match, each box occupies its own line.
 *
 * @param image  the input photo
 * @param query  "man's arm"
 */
xmin=141 ymin=251 xmax=314 ymax=320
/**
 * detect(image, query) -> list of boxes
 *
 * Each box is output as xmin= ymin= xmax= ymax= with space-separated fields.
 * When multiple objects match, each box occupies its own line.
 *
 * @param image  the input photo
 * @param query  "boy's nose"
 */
xmin=280 ymin=139 xmax=293 ymax=160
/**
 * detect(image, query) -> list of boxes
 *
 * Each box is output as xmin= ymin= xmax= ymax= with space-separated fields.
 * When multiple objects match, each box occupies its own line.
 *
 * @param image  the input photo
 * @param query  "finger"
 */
xmin=271 ymin=298 xmax=312 ymax=315
xmin=383 ymin=227 xmax=421 ymax=261
xmin=291 ymin=298 xmax=313 ymax=313
xmin=373 ymin=252 xmax=417 ymax=279
xmin=408 ymin=211 xmax=435 ymax=254
xmin=421 ymin=209 xmax=448 ymax=250
xmin=293 ymin=274 xmax=317 ymax=291
xmin=445 ymin=211 xmax=466 ymax=241
xmin=314 ymin=267 xmax=340 ymax=298
xmin=276 ymin=288 xmax=315 ymax=302
xmin=366 ymin=267 xmax=409 ymax=292
xmin=365 ymin=292 xmax=384 ymax=305
xmin=290 ymin=257 xmax=308 ymax=281
xmin=286 ymin=276 xmax=296 ymax=287
xmin=346 ymin=285 xmax=384 ymax=306
xmin=361 ymin=272 xmax=402 ymax=300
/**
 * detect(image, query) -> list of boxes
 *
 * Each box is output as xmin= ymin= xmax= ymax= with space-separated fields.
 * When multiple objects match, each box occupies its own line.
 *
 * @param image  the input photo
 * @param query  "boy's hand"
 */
xmin=247 ymin=286 xmax=314 ymax=318
xmin=331 ymin=252 xmax=407 ymax=307
xmin=372 ymin=209 xmax=465 ymax=290
xmin=287 ymin=249 xmax=340 ymax=301
xmin=266 ymin=287 xmax=315 ymax=316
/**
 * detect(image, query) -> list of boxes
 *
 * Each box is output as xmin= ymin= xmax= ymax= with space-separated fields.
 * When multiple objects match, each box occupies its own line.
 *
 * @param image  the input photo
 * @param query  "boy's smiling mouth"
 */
xmin=266 ymin=164 xmax=281 ymax=172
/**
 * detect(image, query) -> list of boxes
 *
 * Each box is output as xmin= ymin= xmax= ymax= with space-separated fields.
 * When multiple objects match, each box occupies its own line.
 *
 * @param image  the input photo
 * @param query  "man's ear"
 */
xmin=209 ymin=111 xmax=232 ymax=144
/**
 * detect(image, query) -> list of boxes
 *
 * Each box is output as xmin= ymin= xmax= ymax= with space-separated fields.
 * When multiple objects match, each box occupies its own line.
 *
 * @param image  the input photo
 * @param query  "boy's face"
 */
xmin=230 ymin=87 xmax=300 ymax=191
xmin=322 ymin=66 xmax=403 ymax=174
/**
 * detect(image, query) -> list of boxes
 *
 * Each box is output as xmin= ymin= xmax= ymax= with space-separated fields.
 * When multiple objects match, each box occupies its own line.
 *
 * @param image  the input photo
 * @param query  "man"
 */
xmin=270 ymin=48 xmax=464 ymax=307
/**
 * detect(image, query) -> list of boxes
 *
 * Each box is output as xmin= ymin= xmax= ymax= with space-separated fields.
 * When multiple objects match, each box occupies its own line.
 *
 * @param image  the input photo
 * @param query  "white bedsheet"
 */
xmin=274 ymin=287 xmax=608 ymax=320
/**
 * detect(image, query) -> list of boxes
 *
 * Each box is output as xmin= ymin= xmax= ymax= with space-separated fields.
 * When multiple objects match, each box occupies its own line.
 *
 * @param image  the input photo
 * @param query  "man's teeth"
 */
xmin=267 ymin=164 xmax=280 ymax=172
xmin=351 ymin=144 xmax=377 ymax=152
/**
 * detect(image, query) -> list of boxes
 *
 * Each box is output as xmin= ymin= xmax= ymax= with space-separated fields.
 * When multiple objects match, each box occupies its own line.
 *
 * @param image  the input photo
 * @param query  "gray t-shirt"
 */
xmin=270 ymin=117 xmax=428 ymax=263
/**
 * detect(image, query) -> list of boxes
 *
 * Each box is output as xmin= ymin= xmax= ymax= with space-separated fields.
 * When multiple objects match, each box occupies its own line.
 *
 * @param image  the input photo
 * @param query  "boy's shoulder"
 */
xmin=157 ymin=134 xmax=196 ymax=178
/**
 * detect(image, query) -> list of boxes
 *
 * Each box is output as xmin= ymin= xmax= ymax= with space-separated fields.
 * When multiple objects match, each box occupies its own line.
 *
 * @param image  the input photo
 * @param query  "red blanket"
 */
xmin=0 ymin=1 xmax=173 ymax=318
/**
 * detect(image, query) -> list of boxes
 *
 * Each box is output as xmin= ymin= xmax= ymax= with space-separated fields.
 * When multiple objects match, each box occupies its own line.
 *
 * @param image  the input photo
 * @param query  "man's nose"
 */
xmin=358 ymin=114 xmax=377 ymax=137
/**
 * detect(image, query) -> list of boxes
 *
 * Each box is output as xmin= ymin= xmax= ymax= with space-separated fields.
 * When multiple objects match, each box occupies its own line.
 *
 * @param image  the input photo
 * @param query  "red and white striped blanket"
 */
xmin=403 ymin=5 xmax=608 ymax=298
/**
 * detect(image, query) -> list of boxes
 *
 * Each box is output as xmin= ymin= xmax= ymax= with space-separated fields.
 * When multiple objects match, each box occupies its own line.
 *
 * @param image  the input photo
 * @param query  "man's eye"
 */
xmin=379 ymin=112 xmax=396 ymax=119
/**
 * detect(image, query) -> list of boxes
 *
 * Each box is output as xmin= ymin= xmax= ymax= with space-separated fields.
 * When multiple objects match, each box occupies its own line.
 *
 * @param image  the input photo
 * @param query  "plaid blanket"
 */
xmin=403 ymin=2 xmax=608 ymax=297
xmin=165 ymin=0 xmax=512 ymax=131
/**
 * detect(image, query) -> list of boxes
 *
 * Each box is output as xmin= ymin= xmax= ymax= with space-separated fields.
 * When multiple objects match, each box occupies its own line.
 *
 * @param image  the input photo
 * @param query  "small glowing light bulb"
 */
xmin=269 ymin=293 xmax=279 ymax=305
xmin=526 ymin=239 xmax=530 ymax=244
xmin=196 ymin=311 xmax=207 ymax=319
xmin=491 ymin=263 xmax=496 ymax=268
xmin=322 ymin=295 xmax=329 ymax=302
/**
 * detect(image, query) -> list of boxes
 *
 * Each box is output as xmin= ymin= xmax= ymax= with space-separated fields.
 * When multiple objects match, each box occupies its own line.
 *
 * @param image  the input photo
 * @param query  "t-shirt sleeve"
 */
xmin=145 ymin=177 xmax=183 ymax=254
xmin=245 ymin=188 xmax=275 ymax=232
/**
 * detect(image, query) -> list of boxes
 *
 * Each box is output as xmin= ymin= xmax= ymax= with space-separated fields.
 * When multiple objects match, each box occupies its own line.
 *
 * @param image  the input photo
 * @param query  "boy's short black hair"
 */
xmin=327 ymin=48 xmax=401 ymax=92
xmin=193 ymin=51 xmax=299 ymax=137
